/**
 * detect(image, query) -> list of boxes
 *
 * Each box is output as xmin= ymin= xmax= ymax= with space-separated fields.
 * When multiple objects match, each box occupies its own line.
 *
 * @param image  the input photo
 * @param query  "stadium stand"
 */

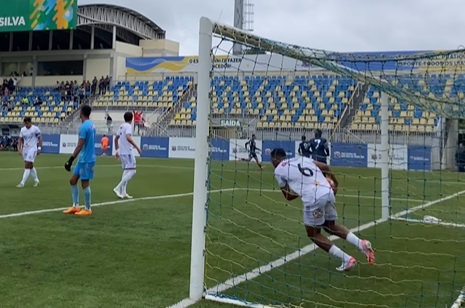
xmin=0 ymin=85 xmax=82 ymax=124
xmin=93 ymin=76 xmax=193 ymax=109
xmin=166 ymin=73 xmax=440 ymax=133
xmin=170 ymin=74 xmax=355 ymax=129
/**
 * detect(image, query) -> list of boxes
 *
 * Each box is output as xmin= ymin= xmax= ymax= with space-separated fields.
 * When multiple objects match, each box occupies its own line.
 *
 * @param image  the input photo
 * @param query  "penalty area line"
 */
xmin=0 ymin=188 xmax=235 ymax=219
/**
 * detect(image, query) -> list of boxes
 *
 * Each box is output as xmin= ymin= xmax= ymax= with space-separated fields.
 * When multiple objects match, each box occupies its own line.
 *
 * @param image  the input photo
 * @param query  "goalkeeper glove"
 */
xmin=64 ymin=156 xmax=75 ymax=172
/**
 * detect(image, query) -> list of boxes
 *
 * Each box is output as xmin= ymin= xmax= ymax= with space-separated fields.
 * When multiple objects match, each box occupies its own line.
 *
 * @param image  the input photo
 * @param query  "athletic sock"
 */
xmin=84 ymin=186 xmax=91 ymax=211
xmin=329 ymin=245 xmax=352 ymax=263
xmin=121 ymin=170 xmax=136 ymax=195
xmin=71 ymin=185 xmax=79 ymax=206
xmin=30 ymin=168 xmax=39 ymax=182
xmin=21 ymin=169 xmax=31 ymax=185
xmin=346 ymin=232 xmax=364 ymax=250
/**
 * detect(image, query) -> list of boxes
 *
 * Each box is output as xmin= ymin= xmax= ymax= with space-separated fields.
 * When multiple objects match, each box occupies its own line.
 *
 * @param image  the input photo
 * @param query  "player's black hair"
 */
xmin=102 ymin=134 xmax=106 ymax=137
xmin=124 ymin=111 xmax=134 ymax=122
xmin=301 ymin=135 xmax=306 ymax=141
xmin=23 ymin=116 xmax=32 ymax=123
xmin=252 ymin=134 xmax=256 ymax=138
xmin=314 ymin=129 xmax=322 ymax=138
xmin=81 ymin=105 xmax=92 ymax=118
xmin=270 ymin=148 xmax=287 ymax=160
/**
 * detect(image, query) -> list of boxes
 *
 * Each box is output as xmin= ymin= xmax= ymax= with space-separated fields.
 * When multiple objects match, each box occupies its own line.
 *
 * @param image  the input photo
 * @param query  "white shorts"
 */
xmin=23 ymin=148 xmax=37 ymax=163
xmin=303 ymin=193 xmax=338 ymax=226
xmin=120 ymin=154 xmax=136 ymax=170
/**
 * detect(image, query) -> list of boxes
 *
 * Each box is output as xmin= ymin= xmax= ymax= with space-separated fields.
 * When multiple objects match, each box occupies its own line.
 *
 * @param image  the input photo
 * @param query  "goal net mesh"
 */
xmin=201 ymin=23 xmax=465 ymax=308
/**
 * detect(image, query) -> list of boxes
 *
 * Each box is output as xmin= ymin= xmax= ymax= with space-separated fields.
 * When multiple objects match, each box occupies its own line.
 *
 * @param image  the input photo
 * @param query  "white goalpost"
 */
xmin=186 ymin=17 xmax=465 ymax=308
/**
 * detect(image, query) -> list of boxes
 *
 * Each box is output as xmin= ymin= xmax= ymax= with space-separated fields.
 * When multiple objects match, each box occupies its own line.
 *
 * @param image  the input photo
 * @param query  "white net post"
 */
xmin=189 ymin=16 xmax=213 ymax=301
xmin=380 ymin=92 xmax=391 ymax=220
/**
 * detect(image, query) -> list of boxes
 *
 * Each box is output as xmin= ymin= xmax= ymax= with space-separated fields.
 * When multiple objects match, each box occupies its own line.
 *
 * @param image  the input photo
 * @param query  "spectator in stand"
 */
xmin=105 ymin=113 xmax=113 ymax=133
xmin=104 ymin=76 xmax=111 ymax=93
xmin=133 ymin=110 xmax=145 ymax=135
xmin=98 ymin=76 xmax=105 ymax=95
xmin=91 ymin=77 xmax=98 ymax=95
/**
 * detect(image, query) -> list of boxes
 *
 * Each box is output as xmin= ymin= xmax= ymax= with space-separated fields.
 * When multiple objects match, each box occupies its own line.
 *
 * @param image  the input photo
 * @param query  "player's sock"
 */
xmin=346 ymin=232 xmax=364 ymax=250
xmin=84 ymin=186 xmax=92 ymax=211
xmin=329 ymin=245 xmax=352 ymax=263
xmin=20 ymin=169 xmax=31 ymax=185
xmin=71 ymin=185 xmax=79 ymax=206
xmin=115 ymin=170 xmax=128 ymax=192
xmin=31 ymin=168 xmax=39 ymax=182
xmin=121 ymin=170 xmax=136 ymax=195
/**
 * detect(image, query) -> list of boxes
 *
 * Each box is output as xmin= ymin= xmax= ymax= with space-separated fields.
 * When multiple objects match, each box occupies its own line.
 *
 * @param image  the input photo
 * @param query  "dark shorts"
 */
xmin=249 ymin=152 xmax=257 ymax=159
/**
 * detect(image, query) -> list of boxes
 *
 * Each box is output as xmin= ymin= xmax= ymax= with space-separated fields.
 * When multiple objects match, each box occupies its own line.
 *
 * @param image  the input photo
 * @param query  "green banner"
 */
xmin=0 ymin=0 xmax=77 ymax=32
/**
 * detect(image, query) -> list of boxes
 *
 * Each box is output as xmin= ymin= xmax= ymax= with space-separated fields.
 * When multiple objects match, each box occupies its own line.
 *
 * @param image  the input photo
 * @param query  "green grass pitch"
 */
xmin=0 ymin=152 xmax=464 ymax=308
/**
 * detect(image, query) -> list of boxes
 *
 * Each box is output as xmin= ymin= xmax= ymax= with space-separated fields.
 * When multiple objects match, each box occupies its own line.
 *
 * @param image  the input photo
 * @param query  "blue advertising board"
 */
xmin=262 ymin=140 xmax=295 ymax=163
xmin=408 ymin=146 xmax=432 ymax=171
xmin=211 ymin=138 xmax=230 ymax=161
xmin=41 ymin=134 xmax=60 ymax=154
xmin=331 ymin=143 xmax=367 ymax=167
xmin=141 ymin=137 xmax=169 ymax=158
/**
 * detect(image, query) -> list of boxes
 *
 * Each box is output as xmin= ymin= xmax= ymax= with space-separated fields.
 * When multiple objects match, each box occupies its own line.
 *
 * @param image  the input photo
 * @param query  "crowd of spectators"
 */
xmin=0 ymin=135 xmax=17 ymax=151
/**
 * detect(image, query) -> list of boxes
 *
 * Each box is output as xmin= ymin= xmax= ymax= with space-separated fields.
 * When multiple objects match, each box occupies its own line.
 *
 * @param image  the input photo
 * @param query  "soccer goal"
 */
xmin=188 ymin=17 xmax=465 ymax=308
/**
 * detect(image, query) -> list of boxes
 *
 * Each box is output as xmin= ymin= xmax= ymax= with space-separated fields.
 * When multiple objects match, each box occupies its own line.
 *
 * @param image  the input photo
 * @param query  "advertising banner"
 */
xmin=41 ymin=134 xmax=60 ymax=154
xmin=211 ymin=138 xmax=230 ymax=161
xmin=368 ymin=144 xmax=408 ymax=170
xmin=229 ymin=139 xmax=263 ymax=161
xmin=169 ymin=137 xmax=196 ymax=159
xmin=331 ymin=143 xmax=368 ymax=167
xmin=126 ymin=54 xmax=320 ymax=74
xmin=59 ymin=134 xmax=78 ymax=154
xmin=262 ymin=140 xmax=295 ymax=163
xmin=141 ymin=137 xmax=169 ymax=158
xmin=408 ymin=146 xmax=432 ymax=171
xmin=0 ymin=0 xmax=77 ymax=32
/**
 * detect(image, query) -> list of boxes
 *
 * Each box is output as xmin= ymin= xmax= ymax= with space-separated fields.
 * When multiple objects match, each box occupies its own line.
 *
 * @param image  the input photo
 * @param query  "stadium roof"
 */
xmin=78 ymin=4 xmax=166 ymax=44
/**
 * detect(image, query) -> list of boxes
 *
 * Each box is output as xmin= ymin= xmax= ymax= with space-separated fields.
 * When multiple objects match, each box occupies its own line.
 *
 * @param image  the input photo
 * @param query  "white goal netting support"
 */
xmin=188 ymin=17 xmax=465 ymax=308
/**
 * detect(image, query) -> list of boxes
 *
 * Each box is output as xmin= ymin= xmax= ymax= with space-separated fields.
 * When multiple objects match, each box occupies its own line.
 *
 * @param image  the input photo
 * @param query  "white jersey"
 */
xmin=19 ymin=125 xmax=41 ymax=151
xmin=117 ymin=123 xmax=133 ymax=155
xmin=274 ymin=157 xmax=332 ymax=203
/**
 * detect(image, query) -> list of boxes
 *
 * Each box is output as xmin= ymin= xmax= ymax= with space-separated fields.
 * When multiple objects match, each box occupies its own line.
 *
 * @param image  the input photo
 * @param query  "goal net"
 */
xmin=189 ymin=17 xmax=465 ymax=308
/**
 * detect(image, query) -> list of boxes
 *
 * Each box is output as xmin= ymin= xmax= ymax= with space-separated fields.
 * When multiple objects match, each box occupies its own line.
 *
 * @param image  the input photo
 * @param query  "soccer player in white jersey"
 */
xmin=270 ymin=148 xmax=375 ymax=272
xmin=113 ymin=111 xmax=142 ymax=199
xmin=17 ymin=117 xmax=42 ymax=188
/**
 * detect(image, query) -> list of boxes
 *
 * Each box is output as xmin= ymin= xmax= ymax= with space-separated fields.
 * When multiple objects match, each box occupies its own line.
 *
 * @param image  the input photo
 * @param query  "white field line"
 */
xmin=0 ymin=186 xmax=422 ymax=220
xmin=0 ymin=188 xmax=235 ymax=219
xmin=392 ymin=217 xmax=465 ymax=229
xmin=167 ymin=188 xmax=465 ymax=308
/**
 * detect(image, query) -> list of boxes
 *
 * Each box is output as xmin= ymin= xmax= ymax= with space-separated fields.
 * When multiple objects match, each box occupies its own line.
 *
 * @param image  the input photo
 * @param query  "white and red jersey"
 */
xmin=274 ymin=157 xmax=332 ymax=203
xmin=19 ymin=125 xmax=41 ymax=151
xmin=117 ymin=122 xmax=133 ymax=155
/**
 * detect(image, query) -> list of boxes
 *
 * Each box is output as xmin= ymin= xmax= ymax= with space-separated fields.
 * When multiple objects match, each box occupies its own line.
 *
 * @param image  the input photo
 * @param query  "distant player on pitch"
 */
xmin=17 ymin=117 xmax=42 ymax=188
xmin=270 ymin=148 xmax=375 ymax=271
xmin=308 ymin=129 xmax=330 ymax=164
xmin=113 ymin=111 xmax=141 ymax=199
xmin=298 ymin=135 xmax=311 ymax=158
xmin=240 ymin=134 xmax=263 ymax=169
xmin=63 ymin=105 xmax=96 ymax=216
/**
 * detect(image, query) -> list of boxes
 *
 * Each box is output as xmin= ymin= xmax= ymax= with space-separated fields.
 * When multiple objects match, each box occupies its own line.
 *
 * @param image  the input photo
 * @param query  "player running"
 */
xmin=240 ymin=134 xmax=263 ymax=169
xmin=298 ymin=135 xmax=311 ymax=158
xmin=113 ymin=111 xmax=141 ymax=199
xmin=309 ymin=129 xmax=330 ymax=163
xmin=270 ymin=148 xmax=375 ymax=271
xmin=63 ymin=105 xmax=96 ymax=216
xmin=17 ymin=117 xmax=42 ymax=188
